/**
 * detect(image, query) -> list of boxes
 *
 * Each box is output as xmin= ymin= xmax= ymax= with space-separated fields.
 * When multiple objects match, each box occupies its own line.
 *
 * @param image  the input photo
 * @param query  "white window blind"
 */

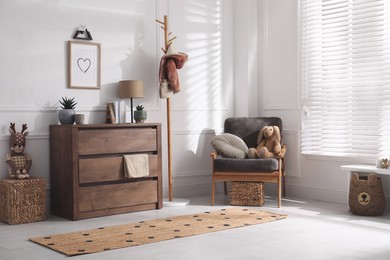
xmin=301 ymin=0 xmax=390 ymax=159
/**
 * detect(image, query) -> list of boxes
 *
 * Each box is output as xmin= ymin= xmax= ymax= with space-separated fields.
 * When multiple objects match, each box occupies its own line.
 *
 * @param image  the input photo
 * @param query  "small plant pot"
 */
xmin=58 ymin=109 xmax=75 ymax=125
xmin=134 ymin=111 xmax=147 ymax=123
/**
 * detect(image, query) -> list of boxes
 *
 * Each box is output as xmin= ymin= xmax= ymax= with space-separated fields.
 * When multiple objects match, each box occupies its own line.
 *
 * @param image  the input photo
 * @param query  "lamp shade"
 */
xmin=119 ymin=80 xmax=144 ymax=98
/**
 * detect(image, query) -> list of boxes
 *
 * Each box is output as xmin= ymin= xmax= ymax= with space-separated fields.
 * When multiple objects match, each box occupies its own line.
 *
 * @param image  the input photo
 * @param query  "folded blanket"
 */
xmin=123 ymin=154 xmax=149 ymax=178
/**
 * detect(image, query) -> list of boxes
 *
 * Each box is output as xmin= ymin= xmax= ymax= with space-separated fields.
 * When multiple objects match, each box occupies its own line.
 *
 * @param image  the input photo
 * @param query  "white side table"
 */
xmin=341 ymin=164 xmax=390 ymax=176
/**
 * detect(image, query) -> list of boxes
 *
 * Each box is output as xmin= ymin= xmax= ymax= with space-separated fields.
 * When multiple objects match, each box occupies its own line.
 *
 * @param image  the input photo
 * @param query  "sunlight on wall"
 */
xmin=184 ymin=2 xmax=223 ymax=108
xmin=60 ymin=0 xmax=145 ymax=16
xmin=172 ymin=0 xmax=225 ymax=133
xmin=167 ymin=0 xmax=228 ymax=171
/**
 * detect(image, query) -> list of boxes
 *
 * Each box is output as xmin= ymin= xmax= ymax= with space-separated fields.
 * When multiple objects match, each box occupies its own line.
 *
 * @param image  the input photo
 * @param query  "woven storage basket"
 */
xmin=0 ymin=177 xmax=46 ymax=224
xmin=230 ymin=181 xmax=264 ymax=206
xmin=349 ymin=173 xmax=385 ymax=216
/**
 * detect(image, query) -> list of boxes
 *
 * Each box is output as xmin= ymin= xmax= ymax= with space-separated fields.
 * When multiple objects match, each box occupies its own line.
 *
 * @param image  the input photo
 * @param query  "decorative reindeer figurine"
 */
xmin=5 ymin=123 xmax=32 ymax=179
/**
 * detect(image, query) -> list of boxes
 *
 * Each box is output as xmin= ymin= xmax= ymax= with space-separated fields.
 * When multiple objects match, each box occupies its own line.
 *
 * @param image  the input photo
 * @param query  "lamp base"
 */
xmin=130 ymin=97 xmax=134 ymax=123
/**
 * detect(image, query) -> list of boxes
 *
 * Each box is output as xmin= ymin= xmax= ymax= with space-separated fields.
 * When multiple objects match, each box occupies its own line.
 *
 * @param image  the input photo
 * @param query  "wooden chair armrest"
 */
xmin=276 ymin=144 xmax=287 ymax=159
xmin=210 ymin=152 xmax=218 ymax=160
xmin=210 ymin=152 xmax=217 ymax=160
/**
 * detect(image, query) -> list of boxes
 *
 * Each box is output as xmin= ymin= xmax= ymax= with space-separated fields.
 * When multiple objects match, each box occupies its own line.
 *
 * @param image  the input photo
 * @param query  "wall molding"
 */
xmin=264 ymin=105 xmax=300 ymax=111
xmin=0 ymin=105 xmax=106 ymax=113
xmin=0 ymin=105 xmax=169 ymax=113
xmin=169 ymin=0 xmax=229 ymax=112
xmin=0 ymin=127 xmax=222 ymax=140
xmin=283 ymin=129 xmax=300 ymax=178
xmin=262 ymin=0 xmax=300 ymax=111
xmin=163 ymin=183 xmax=212 ymax=199
xmin=172 ymin=128 xmax=221 ymax=136
xmin=0 ymin=133 xmax=49 ymax=141
xmin=287 ymin=184 xmax=348 ymax=205
xmin=167 ymin=170 xmax=212 ymax=198
xmin=170 ymin=107 xmax=229 ymax=112
xmin=172 ymin=170 xmax=210 ymax=179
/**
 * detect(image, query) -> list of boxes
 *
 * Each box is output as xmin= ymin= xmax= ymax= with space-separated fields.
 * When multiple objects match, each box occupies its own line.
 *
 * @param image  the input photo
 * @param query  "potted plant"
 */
xmin=58 ymin=97 xmax=77 ymax=125
xmin=134 ymin=104 xmax=147 ymax=123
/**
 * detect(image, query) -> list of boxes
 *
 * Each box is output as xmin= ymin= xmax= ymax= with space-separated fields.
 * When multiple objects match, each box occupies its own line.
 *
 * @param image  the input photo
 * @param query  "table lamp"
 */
xmin=119 ymin=80 xmax=144 ymax=123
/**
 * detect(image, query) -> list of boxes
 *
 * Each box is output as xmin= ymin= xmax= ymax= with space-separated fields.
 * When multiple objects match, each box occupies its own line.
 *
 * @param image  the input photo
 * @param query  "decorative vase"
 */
xmin=58 ymin=109 xmax=75 ymax=125
xmin=134 ymin=111 xmax=147 ymax=123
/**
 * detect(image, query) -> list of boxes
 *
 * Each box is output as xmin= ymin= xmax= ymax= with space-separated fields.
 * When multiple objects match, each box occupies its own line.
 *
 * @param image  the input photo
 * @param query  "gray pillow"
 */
xmin=211 ymin=133 xmax=248 ymax=159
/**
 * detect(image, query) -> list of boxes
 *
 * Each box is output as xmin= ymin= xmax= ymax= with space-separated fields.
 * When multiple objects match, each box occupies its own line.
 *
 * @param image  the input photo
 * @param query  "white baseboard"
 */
xmin=286 ymin=184 xmax=390 ymax=210
xmin=46 ymin=182 xmax=389 ymax=213
xmin=286 ymin=184 xmax=348 ymax=204
xmin=163 ymin=183 xmax=212 ymax=199
xmin=166 ymin=181 xmax=389 ymax=210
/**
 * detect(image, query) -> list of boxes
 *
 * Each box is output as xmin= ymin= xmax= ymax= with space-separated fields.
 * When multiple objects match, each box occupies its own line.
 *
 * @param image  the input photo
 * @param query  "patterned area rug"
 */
xmin=30 ymin=207 xmax=287 ymax=256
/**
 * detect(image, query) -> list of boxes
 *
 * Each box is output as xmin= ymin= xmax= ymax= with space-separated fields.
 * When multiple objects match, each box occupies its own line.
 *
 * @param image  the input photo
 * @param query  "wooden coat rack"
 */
xmin=156 ymin=15 xmax=176 ymax=202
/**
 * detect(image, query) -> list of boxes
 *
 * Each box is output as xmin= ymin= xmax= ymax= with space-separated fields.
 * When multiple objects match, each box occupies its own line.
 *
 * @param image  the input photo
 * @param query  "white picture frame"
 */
xmin=68 ymin=41 xmax=101 ymax=89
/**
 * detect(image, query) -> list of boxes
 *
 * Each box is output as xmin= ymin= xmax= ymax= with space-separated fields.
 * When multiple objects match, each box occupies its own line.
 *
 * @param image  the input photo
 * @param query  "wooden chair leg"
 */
xmin=211 ymin=176 xmax=215 ymax=206
xmin=278 ymin=159 xmax=282 ymax=208
xmin=282 ymin=173 xmax=286 ymax=197
xmin=277 ymin=180 xmax=282 ymax=208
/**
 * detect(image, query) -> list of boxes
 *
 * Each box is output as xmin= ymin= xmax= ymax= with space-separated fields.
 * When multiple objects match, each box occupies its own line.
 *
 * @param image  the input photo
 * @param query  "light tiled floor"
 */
xmin=1 ymin=194 xmax=389 ymax=260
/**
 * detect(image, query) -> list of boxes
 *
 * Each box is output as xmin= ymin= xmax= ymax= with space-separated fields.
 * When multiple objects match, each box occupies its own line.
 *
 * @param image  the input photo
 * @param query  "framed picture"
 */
xmin=68 ymin=41 xmax=101 ymax=89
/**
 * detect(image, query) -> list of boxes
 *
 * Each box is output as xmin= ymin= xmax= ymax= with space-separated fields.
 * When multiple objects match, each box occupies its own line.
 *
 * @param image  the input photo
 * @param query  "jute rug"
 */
xmin=30 ymin=207 xmax=287 ymax=256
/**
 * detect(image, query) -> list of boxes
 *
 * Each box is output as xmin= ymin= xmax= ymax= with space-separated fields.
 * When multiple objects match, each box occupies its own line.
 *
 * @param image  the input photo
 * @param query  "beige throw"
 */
xmin=123 ymin=154 xmax=149 ymax=178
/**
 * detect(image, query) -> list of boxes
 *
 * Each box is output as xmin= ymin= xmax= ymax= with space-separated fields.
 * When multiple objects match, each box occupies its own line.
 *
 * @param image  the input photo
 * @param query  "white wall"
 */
xmin=258 ymin=0 xmax=390 ymax=204
xmin=233 ymin=0 xmax=259 ymax=117
xmin=4 ymin=0 xmax=386 ymax=206
xmin=0 ymin=0 xmax=234 ymax=198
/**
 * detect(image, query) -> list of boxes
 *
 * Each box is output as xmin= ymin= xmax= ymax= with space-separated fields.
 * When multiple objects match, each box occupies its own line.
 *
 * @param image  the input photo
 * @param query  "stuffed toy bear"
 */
xmin=248 ymin=125 xmax=285 ymax=159
xmin=5 ymin=123 xmax=32 ymax=179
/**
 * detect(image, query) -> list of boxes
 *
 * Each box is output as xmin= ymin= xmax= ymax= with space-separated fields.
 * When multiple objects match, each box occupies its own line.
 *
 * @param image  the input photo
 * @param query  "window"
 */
xmin=301 ymin=0 xmax=390 ymax=159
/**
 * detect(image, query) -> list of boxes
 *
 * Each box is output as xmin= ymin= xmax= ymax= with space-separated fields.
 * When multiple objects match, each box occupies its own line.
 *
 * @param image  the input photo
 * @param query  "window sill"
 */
xmin=302 ymin=153 xmax=374 ymax=165
xmin=340 ymin=164 xmax=390 ymax=175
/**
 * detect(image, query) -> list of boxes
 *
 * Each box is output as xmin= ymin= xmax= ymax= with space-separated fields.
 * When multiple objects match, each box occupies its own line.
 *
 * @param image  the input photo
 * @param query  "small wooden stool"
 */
xmin=0 ymin=177 xmax=46 ymax=224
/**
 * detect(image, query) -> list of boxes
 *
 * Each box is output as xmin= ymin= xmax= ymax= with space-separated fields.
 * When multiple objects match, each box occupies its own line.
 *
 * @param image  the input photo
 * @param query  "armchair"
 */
xmin=210 ymin=117 xmax=286 ymax=207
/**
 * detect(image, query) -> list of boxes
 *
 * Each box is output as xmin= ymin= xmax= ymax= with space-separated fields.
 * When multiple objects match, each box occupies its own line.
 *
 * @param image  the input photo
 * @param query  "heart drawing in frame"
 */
xmin=77 ymin=58 xmax=91 ymax=73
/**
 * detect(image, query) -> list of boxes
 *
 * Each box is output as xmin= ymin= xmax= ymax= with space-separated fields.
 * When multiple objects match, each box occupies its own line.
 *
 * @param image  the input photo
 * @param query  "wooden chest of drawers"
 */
xmin=49 ymin=124 xmax=162 ymax=220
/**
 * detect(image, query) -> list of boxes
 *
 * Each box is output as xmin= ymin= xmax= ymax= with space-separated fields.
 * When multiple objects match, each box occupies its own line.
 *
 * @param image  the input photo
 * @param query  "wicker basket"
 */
xmin=0 ymin=177 xmax=46 ymax=224
xmin=230 ymin=181 xmax=264 ymax=206
xmin=349 ymin=173 xmax=385 ymax=216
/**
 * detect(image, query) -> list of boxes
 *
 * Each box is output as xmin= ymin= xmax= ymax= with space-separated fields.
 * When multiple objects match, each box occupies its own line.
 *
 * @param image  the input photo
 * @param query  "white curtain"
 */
xmin=301 ymin=0 xmax=390 ymax=159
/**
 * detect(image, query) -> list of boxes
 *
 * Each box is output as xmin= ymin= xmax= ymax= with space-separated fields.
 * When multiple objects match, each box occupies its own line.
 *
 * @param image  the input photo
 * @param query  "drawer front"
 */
xmin=78 ymin=128 xmax=157 ymax=155
xmin=79 ymin=180 xmax=157 ymax=212
xmin=79 ymin=155 xmax=158 ymax=184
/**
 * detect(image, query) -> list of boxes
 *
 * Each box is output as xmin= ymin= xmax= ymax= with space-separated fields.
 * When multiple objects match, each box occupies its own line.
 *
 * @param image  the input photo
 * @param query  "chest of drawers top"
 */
xmin=51 ymin=123 xmax=161 ymax=153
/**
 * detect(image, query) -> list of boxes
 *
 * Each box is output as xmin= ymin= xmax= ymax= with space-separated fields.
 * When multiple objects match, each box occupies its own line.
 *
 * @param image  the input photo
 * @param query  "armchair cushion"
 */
xmin=210 ymin=133 xmax=248 ymax=159
xmin=214 ymin=157 xmax=278 ymax=172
